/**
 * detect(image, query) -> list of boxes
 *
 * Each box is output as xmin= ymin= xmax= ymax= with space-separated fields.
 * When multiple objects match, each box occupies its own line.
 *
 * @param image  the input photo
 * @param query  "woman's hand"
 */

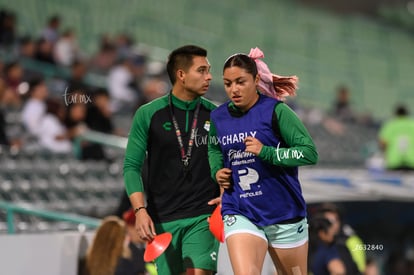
xmin=215 ymin=168 xmax=232 ymax=189
xmin=244 ymin=136 xmax=263 ymax=156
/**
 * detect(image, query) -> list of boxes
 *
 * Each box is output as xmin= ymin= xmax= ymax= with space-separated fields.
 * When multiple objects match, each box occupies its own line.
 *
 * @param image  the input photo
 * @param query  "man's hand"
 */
xmin=135 ymin=209 xmax=156 ymax=241
xmin=208 ymin=197 xmax=221 ymax=205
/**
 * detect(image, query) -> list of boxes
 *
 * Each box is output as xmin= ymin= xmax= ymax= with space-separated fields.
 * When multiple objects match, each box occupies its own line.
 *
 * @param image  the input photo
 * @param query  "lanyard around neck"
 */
xmin=168 ymin=93 xmax=201 ymax=169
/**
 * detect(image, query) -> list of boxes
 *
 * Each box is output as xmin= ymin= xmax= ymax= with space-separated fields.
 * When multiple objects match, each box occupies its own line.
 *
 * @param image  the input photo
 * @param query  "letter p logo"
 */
xmin=238 ymin=168 xmax=259 ymax=191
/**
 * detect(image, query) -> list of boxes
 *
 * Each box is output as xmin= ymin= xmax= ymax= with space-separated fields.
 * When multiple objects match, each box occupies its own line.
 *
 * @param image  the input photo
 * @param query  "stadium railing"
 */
xmin=73 ymin=130 xmax=128 ymax=158
xmin=0 ymin=200 xmax=101 ymax=234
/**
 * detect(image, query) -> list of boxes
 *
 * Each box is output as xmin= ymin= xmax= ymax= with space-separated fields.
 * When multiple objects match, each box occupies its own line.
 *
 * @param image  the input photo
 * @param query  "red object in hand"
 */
xmin=143 ymin=232 xmax=172 ymax=262
xmin=209 ymin=205 xmax=225 ymax=243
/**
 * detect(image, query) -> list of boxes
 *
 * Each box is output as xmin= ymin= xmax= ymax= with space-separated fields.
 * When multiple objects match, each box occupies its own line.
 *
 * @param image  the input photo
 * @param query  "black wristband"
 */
xmin=134 ymin=206 xmax=146 ymax=214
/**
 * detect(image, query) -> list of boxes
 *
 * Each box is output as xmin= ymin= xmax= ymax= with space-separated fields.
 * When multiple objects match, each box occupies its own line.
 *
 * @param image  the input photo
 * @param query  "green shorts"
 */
xmin=224 ymin=214 xmax=308 ymax=248
xmin=154 ymin=214 xmax=219 ymax=275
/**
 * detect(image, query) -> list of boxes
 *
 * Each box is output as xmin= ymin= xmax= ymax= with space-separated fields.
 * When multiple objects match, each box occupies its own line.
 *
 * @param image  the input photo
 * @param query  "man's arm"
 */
xmin=123 ymin=107 xmax=149 ymax=199
xmin=123 ymin=107 xmax=157 ymax=238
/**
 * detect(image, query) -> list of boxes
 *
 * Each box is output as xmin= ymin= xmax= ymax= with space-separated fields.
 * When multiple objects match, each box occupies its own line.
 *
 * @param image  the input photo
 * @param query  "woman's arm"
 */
xmin=207 ymin=120 xmax=224 ymax=182
xmin=258 ymin=103 xmax=318 ymax=166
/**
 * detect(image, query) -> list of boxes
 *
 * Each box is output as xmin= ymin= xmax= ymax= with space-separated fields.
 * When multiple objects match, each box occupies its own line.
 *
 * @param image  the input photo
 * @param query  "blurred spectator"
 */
xmin=34 ymin=37 xmax=56 ymax=65
xmin=0 ymin=80 xmax=22 ymax=148
xmin=63 ymin=96 xmax=115 ymax=161
xmin=364 ymin=258 xmax=380 ymax=275
xmin=107 ymin=57 xmax=142 ymax=114
xmin=38 ymin=98 xmax=72 ymax=153
xmin=0 ymin=75 xmax=20 ymax=108
xmin=313 ymin=202 xmax=365 ymax=274
xmin=115 ymin=33 xmax=134 ymax=60
xmin=89 ymin=37 xmax=117 ymax=75
xmin=82 ymin=88 xmax=123 ymax=160
xmin=64 ymin=101 xmax=87 ymax=130
xmin=0 ymin=9 xmax=17 ymax=49
xmin=66 ymin=60 xmax=91 ymax=95
xmin=378 ymin=104 xmax=414 ymax=171
xmin=308 ymin=214 xmax=346 ymax=275
xmin=54 ymin=28 xmax=80 ymax=67
xmin=99 ymin=33 xmax=113 ymax=49
xmin=407 ymin=257 xmax=414 ymax=275
xmin=135 ymin=77 xmax=168 ymax=108
xmin=18 ymin=36 xmax=36 ymax=59
xmin=63 ymin=100 xmax=88 ymax=158
xmin=17 ymin=36 xmax=44 ymax=81
xmin=3 ymin=61 xmax=23 ymax=92
xmin=385 ymin=251 xmax=409 ymax=275
xmin=0 ymin=106 xmax=9 ymax=146
xmin=41 ymin=15 xmax=61 ymax=44
xmin=80 ymin=216 xmax=142 ymax=275
xmin=85 ymin=88 xmax=114 ymax=133
xmin=331 ymin=85 xmax=356 ymax=123
xmin=21 ymin=77 xmax=49 ymax=137
xmin=330 ymin=84 xmax=376 ymax=127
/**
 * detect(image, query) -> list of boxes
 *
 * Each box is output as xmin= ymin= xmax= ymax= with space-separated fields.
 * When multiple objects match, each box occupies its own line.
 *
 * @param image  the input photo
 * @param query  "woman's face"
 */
xmin=223 ymin=66 xmax=259 ymax=112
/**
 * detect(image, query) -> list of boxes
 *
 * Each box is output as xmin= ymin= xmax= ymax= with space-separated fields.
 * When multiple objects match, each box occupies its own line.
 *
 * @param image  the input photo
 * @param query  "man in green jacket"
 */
xmin=379 ymin=104 xmax=414 ymax=170
xmin=123 ymin=45 xmax=220 ymax=275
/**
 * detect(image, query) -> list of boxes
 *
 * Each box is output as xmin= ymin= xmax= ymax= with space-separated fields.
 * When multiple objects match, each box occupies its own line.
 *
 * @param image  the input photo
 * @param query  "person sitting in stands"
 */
xmin=81 ymin=216 xmax=144 ymax=275
xmin=378 ymin=104 xmax=414 ymax=171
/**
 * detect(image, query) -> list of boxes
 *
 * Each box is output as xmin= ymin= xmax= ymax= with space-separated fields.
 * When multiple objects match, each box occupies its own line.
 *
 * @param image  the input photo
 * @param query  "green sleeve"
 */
xmin=378 ymin=121 xmax=391 ymax=142
xmin=208 ymin=120 xmax=224 ymax=183
xmin=346 ymin=235 xmax=367 ymax=273
xmin=123 ymin=107 xmax=149 ymax=195
xmin=258 ymin=103 xmax=318 ymax=166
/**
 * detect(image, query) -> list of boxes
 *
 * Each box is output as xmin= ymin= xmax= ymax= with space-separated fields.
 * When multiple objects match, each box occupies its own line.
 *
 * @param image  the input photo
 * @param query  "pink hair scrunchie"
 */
xmin=248 ymin=47 xmax=298 ymax=101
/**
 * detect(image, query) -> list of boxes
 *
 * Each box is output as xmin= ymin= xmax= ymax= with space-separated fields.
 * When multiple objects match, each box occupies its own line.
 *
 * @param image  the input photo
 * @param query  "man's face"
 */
xmin=181 ymin=56 xmax=212 ymax=97
xmin=324 ymin=211 xmax=341 ymax=236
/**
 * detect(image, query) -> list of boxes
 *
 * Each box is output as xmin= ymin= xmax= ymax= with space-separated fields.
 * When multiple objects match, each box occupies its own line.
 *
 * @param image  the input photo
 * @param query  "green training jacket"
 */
xmin=124 ymin=93 xmax=219 ymax=223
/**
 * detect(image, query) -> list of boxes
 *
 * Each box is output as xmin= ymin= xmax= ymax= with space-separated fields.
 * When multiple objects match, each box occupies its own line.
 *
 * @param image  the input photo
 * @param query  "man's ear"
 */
xmin=318 ymin=229 xmax=326 ymax=241
xmin=176 ymin=69 xmax=185 ymax=82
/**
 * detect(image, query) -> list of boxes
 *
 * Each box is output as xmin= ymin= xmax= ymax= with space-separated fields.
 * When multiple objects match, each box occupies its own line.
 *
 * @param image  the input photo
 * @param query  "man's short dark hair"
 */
xmin=395 ymin=104 xmax=409 ymax=117
xmin=166 ymin=45 xmax=207 ymax=85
